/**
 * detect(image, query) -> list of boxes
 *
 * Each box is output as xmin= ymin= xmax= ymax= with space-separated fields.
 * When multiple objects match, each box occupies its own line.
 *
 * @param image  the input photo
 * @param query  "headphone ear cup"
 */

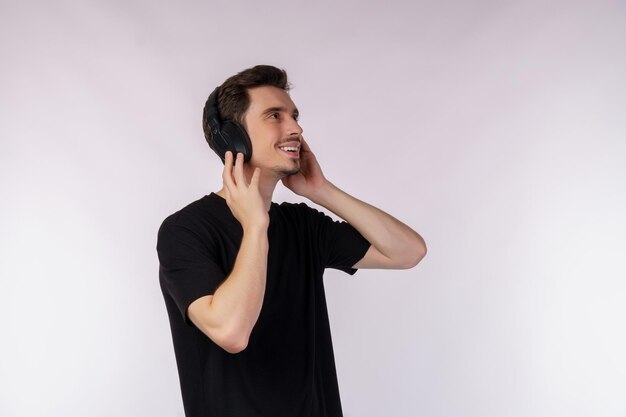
xmin=209 ymin=129 xmax=230 ymax=164
xmin=221 ymin=121 xmax=253 ymax=162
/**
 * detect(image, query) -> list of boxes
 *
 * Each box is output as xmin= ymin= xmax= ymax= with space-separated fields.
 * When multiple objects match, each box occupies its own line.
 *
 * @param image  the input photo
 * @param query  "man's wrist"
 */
xmin=242 ymin=223 xmax=269 ymax=236
xmin=309 ymin=181 xmax=339 ymax=207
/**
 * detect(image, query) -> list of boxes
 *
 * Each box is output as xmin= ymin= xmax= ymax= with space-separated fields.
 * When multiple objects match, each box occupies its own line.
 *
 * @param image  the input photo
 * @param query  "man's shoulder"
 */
xmin=271 ymin=200 xmax=334 ymax=230
xmin=273 ymin=200 xmax=317 ymax=218
xmin=275 ymin=199 xmax=323 ymax=213
xmin=157 ymin=194 xmax=236 ymax=252
xmin=160 ymin=194 xmax=229 ymax=231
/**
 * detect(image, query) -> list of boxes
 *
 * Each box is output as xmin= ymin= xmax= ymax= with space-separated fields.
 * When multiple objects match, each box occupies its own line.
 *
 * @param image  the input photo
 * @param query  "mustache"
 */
xmin=276 ymin=137 xmax=302 ymax=146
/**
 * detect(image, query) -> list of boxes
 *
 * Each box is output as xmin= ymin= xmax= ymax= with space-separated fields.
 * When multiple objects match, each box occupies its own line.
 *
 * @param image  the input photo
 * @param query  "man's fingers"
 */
xmin=222 ymin=151 xmax=236 ymax=189
xmin=234 ymin=152 xmax=247 ymax=186
xmin=300 ymin=136 xmax=310 ymax=151
xmin=224 ymin=150 xmax=233 ymax=169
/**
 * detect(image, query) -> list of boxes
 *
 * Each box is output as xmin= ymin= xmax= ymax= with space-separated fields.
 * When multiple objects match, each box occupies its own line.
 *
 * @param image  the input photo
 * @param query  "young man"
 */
xmin=157 ymin=65 xmax=426 ymax=417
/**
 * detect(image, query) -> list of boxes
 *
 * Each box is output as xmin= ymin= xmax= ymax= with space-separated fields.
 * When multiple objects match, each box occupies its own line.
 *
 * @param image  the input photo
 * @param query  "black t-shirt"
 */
xmin=157 ymin=193 xmax=370 ymax=417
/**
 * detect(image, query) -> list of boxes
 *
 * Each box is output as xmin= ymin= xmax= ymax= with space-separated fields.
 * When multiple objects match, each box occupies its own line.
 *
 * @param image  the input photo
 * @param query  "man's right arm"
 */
xmin=187 ymin=152 xmax=269 ymax=354
xmin=187 ymin=225 xmax=268 ymax=353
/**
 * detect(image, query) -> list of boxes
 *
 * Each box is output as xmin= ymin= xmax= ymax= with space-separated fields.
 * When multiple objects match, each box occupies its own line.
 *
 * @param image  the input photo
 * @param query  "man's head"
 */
xmin=203 ymin=65 xmax=303 ymax=178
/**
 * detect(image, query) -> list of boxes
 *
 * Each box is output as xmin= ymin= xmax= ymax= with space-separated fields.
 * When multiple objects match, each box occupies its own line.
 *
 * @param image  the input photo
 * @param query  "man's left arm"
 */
xmin=312 ymin=182 xmax=426 ymax=269
xmin=282 ymin=137 xmax=426 ymax=270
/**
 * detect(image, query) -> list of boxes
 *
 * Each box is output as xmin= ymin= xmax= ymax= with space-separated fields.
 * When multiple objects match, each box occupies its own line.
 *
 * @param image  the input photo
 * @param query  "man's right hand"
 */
xmin=222 ymin=151 xmax=269 ymax=231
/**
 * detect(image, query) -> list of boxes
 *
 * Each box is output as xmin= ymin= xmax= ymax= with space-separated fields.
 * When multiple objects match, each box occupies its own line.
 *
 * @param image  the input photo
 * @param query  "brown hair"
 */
xmin=202 ymin=65 xmax=290 ymax=148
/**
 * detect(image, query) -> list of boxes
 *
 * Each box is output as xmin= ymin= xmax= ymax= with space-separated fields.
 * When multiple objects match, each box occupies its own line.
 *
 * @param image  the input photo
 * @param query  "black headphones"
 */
xmin=203 ymin=87 xmax=253 ymax=164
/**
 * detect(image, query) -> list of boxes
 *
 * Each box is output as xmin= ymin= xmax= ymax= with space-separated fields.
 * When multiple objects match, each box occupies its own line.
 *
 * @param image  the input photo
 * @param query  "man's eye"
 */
xmin=270 ymin=113 xmax=279 ymax=119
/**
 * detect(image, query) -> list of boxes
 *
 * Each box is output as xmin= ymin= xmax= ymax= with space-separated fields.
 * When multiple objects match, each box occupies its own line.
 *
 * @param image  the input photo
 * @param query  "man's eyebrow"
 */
xmin=261 ymin=106 xmax=299 ymax=116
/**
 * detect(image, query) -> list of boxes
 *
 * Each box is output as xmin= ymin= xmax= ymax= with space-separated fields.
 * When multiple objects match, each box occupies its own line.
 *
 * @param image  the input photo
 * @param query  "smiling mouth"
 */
xmin=278 ymin=145 xmax=300 ymax=153
xmin=278 ymin=145 xmax=300 ymax=157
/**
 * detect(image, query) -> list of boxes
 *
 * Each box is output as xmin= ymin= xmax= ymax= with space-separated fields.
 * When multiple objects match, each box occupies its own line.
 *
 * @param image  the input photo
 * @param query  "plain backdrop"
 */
xmin=1 ymin=1 xmax=625 ymax=416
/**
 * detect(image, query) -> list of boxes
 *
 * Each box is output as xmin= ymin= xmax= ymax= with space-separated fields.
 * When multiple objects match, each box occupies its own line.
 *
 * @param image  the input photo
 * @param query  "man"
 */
xmin=157 ymin=65 xmax=426 ymax=417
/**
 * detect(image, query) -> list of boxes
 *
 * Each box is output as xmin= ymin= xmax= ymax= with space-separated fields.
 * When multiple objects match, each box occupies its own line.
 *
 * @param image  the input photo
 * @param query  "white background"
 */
xmin=1 ymin=1 xmax=625 ymax=416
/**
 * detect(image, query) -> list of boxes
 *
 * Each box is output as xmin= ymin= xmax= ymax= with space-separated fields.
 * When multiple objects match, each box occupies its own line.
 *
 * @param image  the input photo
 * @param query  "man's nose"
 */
xmin=287 ymin=118 xmax=303 ymax=136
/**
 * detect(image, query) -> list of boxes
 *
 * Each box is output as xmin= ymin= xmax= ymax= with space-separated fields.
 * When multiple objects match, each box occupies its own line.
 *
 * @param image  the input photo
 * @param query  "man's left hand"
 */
xmin=281 ymin=137 xmax=330 ymax=200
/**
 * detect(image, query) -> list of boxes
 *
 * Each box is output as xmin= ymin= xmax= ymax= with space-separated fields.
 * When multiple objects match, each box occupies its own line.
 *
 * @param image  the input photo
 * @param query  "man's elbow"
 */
xmin=212 ymin=326 xmax=250 ymax=354
xmin=189 ymin=298 xmax=252 ymax=354
xmin=404 ymin=241 xmax=427 ymax=269
xmin=220 ymin=339 xmax=249 ymax=355
xmin=193 ymin=318 xmax=251 ymax=354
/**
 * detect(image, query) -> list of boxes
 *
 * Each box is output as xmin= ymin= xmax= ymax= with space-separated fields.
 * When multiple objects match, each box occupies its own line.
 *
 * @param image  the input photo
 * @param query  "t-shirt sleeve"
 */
xmin=310 ymin=205 xmax=371 ymax=275
xmin=157 ymin=219 xmax=226 ymax=324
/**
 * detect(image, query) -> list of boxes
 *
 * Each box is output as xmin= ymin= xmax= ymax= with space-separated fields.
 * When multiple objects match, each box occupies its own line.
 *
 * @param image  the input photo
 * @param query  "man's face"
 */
xmin=243 ymin=85 xmax=303 ymax=177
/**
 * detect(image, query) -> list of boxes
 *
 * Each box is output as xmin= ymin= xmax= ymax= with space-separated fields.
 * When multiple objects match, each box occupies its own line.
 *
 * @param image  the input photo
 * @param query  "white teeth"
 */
xmin=279 ymin=146 xmax=299 ymax=152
